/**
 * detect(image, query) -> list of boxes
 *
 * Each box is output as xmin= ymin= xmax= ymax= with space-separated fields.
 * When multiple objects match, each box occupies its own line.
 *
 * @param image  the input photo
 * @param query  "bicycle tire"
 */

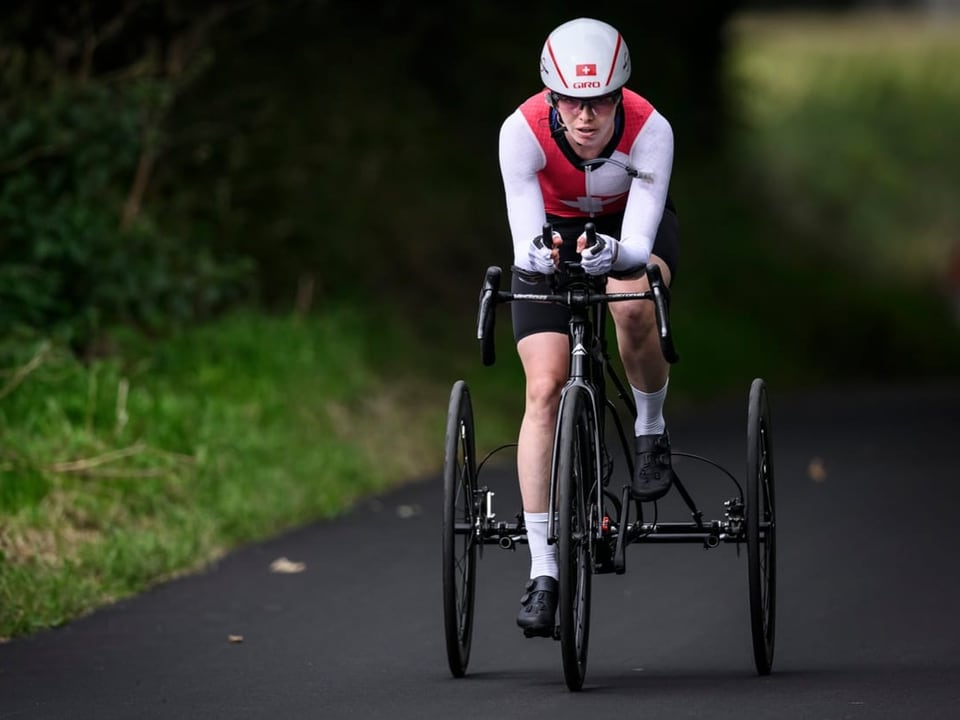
xmin=746 ymin=378 xmax=777 ymax=675
xmin=442 ymin=380 xmax=479 ymax=678
xmin=556 ymin=386 xmax=595 ymax=691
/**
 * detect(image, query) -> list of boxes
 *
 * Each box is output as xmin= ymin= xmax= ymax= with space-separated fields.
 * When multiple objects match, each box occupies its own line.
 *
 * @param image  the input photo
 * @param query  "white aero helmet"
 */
xmin=540 ymin=18 xmax=631 ymax=98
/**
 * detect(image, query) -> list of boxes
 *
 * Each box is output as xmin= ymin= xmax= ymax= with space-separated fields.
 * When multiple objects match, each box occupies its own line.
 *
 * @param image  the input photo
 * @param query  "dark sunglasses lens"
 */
xmin=555 ymin=93 xmax=618 ymax=112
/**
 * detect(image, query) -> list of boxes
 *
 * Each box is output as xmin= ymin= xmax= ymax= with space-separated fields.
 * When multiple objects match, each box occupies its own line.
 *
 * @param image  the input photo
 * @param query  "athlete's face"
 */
xmin=553 ymin=92 xmax=620 ymax=157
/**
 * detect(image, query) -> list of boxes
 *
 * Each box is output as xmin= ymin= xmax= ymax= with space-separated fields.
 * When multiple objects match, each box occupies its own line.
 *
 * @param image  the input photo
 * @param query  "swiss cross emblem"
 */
xmin=575 ymin=64 xmax=597 ymax=77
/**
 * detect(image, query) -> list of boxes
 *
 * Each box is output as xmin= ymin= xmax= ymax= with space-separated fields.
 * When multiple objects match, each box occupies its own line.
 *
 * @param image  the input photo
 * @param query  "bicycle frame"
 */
xmin=488 ymin=263 xmax=659 ymax=547
xmin=473 ymin=230 xmax=692 ymax=562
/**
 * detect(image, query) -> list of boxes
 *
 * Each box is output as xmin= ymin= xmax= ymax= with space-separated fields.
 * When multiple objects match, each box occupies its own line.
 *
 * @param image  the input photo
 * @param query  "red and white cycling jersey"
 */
xmin=499 ymin=88 xmax=673 ymax=272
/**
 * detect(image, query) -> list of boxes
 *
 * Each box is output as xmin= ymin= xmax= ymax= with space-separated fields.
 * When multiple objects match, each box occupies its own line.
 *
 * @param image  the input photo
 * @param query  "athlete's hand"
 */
xmin=578 ymin=232 xmax=619 ymax=275
xmin=528 ymin=231 xmax=562 ymax=274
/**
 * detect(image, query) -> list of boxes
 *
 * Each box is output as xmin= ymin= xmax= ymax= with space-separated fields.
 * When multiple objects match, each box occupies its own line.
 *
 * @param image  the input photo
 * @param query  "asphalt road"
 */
xmin=1 ymin=381 xmax=958 ymax=719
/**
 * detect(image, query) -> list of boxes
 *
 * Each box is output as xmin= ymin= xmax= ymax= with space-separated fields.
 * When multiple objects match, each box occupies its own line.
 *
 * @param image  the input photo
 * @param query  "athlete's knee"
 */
xmin=610 ymin=299 xmax=657 ymax=337
xmin=524 ymin=371 xmax=565 ymax=414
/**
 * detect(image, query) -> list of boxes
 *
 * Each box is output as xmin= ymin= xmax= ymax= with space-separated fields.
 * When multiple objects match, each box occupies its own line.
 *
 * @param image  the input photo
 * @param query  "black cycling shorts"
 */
xmin=511 ymin=205 xmax=679 ymax=343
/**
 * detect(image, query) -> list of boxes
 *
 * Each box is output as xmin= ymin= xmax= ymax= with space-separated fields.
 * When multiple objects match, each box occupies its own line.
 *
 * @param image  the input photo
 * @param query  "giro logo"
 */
xmin=572 ymin=81 xmax=601 ymax=89
xmin=575 ymin=63 xmax=597 ymax=76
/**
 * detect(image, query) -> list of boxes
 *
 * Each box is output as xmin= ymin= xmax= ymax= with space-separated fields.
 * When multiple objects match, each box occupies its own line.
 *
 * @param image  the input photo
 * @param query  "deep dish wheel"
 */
xmin=442 ymin=380 xmax=479 ymax=678
xmin=746 ymin=378 xmax=777 ymax=675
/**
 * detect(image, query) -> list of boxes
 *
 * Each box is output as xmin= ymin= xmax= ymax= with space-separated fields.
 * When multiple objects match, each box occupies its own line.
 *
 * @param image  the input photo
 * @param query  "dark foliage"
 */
xmin=1 ymin=0 xmax=739 ymax=336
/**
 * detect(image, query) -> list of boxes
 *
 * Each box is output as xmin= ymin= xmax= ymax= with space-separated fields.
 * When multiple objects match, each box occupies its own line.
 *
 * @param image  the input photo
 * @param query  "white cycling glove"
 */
xmin=527 ymin=231 xmax=562 ymax=274
xmin=579 ymin=232 xmax=619 ymax=275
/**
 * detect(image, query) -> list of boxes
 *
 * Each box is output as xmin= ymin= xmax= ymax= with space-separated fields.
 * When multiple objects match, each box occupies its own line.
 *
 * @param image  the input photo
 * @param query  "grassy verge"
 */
xmin=0 ymin=309 xmax=465 ymax=637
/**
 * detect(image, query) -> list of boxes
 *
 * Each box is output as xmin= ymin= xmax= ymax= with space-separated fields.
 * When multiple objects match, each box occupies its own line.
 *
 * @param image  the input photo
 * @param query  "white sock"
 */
xmin=632 ymin=380 xmax=668 ymax=436
xmin=524 ymin=511 xmax=558 ymax=580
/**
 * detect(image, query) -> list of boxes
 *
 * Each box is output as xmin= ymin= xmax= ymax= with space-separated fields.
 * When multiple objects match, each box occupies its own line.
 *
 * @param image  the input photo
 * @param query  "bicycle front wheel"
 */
xmin=746 ymin=378 xmax=777 ymax=675
xmin=556 ymin=386 xmax=595 ymax=691
xmin=442 ymin=380 xmax=479 ymax=678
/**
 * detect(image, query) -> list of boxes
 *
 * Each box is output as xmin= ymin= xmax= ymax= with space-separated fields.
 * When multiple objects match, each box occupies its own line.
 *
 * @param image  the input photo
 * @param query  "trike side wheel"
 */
xmin=746 ymin=378 xmax=777 ymax=675
xmin=442 ymin=380 xmax=479 ymax=678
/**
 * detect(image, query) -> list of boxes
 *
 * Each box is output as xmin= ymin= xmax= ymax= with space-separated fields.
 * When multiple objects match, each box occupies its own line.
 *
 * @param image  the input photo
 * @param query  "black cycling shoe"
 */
xmin=631 ymin=431 xmax=677 ymax=501
xmin=516 ymin=576 xmax=558 ymax=638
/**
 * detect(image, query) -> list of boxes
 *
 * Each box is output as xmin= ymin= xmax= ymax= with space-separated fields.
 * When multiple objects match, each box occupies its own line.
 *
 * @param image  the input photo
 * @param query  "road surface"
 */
xmin=1 ymin=382 xmax=958 ymax=719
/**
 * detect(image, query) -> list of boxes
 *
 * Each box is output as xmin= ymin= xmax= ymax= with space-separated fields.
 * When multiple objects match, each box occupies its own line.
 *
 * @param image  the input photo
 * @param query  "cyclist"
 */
xmin=499 ymin=17 xmax=680 ymax=637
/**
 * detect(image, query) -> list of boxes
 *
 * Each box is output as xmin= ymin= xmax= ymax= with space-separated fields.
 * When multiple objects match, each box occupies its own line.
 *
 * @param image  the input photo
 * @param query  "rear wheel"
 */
xmin=442 ymin=380 xmax=479 ymax=678
xmin=556 ymin=387 xmax=595 ymax=691
xmin=746 ymin=378 xmax=777 ymax=675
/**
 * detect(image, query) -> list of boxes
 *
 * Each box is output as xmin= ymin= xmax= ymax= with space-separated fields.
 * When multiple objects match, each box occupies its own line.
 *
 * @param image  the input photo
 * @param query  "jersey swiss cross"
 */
xmin=518 ymin=88 xmax=654 ymax=218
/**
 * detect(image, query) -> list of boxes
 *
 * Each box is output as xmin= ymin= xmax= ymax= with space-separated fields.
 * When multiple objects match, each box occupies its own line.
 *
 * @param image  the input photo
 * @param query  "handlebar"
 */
xmin=584 ymin=222 xmax=602 ymax=252
xmin=645 ymin=263 xmax=679 ymax=364
xmin=477 ymin=223 xmax=679 ymax=366
xmin=535 ymin=221 xmax=603 ymax=253
xmin=477 ymin=266 xmax=501 ymax=366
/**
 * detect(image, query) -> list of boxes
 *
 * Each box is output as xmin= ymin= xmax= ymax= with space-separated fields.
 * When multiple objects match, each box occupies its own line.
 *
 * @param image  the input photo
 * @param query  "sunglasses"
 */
xmin=551 ymin=91 xmax=621 ymax=114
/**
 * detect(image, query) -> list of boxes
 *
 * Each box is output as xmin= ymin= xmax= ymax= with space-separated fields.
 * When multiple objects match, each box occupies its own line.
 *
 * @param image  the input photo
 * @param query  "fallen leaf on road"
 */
xmin=396 ymin=504 xmax=421 ymax=519
xmin=808 ymin=457 xmax=827 ymax=482
xmin=270 ymin=557 xmax=306 ymax=574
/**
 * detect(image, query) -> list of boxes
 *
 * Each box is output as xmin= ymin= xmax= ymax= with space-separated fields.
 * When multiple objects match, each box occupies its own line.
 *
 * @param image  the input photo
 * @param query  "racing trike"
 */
xmin=442 ymin=223 xmax=776 ymax=690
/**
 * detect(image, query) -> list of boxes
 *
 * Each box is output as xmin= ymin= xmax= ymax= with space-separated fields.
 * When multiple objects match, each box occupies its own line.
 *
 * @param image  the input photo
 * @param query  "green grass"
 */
xmin=0 ymin=309 xmax=461 ymax=637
